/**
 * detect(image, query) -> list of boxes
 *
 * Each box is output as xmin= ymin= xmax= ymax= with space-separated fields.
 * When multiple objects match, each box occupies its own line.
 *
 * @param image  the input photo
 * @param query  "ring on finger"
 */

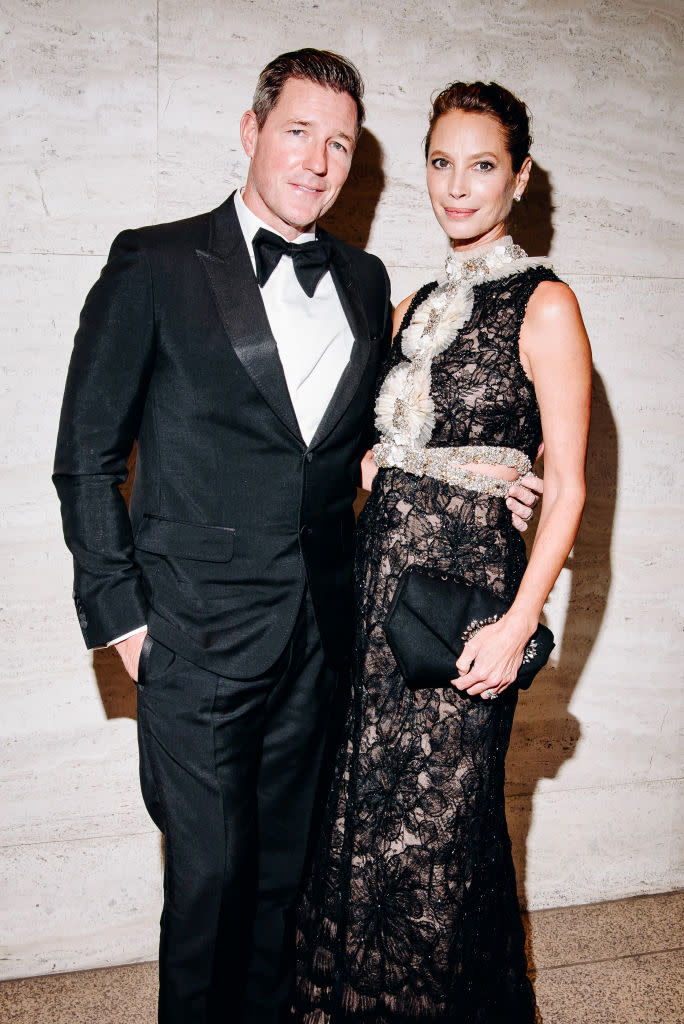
xmin=483 ymin=688 xmax=499 ymax=700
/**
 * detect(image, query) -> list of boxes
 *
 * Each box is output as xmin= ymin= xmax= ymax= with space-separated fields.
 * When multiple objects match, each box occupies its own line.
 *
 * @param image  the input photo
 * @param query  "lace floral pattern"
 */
xmin=292 ymin=265 xmax=559 ymax=1023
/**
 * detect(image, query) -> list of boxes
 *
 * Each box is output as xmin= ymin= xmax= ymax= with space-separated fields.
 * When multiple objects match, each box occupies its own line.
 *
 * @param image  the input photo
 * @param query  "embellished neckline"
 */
xmin=444 ymin=235 xmax=528 ymax=287
xmin=372 ymin=237 xmax=552 ymax=456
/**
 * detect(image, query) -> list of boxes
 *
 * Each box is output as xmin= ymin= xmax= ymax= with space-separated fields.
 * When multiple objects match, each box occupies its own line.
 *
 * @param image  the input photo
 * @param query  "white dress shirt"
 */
xmin=234 ymin=189 xmax=354 ymax=446
xmin=108 ymin=190 xmax=354 ymax=648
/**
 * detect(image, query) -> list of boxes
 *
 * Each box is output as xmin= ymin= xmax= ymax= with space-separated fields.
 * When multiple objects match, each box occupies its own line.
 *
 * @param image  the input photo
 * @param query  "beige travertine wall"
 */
xmin=1 ymin=0 xmax=682 ymax=979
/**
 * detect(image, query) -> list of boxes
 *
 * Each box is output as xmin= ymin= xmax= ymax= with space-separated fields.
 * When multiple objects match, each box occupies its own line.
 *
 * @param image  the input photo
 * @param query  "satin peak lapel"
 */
xmin=309 ymin=238 xmax=372 ymax=449
xmin=196 ymin=199 xmax=302 ymax=443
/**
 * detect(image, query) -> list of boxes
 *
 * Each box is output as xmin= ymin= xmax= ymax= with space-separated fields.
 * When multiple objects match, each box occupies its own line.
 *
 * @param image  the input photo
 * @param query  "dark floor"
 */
xmin=1 ymin=892 xmax=682 ymax=1023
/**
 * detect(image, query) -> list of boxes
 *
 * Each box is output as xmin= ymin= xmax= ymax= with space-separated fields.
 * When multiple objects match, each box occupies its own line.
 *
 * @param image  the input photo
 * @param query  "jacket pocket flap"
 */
xmin=135 ymin=515 xmax=234 ymax=562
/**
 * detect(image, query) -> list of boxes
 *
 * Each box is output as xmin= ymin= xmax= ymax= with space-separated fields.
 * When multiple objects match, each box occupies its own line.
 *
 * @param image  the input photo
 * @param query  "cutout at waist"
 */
xmin=372 ymin=443 xmax=531 ymax=497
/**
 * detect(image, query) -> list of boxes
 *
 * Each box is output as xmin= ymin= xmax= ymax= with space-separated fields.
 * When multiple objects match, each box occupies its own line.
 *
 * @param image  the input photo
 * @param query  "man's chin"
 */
xmin=285 ymin=194 xmax=336 ymax=231
xmin=291 ymin=208 xmax=327 ymax=232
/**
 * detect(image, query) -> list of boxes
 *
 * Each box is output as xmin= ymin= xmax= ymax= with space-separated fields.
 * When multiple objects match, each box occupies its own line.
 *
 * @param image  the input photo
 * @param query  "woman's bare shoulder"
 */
xmin=526 ymin=279 xmax=581 ymax=321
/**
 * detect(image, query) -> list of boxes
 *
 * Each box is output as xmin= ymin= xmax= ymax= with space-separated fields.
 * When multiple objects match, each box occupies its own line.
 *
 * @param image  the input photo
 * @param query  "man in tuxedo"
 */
xmin=54 ymin=48 xmax=539 ymax=1024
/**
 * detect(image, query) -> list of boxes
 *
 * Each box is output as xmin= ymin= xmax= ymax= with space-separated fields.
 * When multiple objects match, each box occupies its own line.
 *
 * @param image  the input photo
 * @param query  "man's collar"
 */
xmin=234 ymin=189 xmax=316 ymax=271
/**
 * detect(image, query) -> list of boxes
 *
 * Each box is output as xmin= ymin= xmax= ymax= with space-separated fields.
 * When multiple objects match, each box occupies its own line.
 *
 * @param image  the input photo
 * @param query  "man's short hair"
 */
xmin=252 ymin=48 xmax=365 ymax=137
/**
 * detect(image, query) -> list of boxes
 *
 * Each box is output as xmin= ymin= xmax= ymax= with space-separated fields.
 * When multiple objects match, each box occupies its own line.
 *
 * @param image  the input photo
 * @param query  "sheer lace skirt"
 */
xmin=292 ymin=469 xmax=537 ymax=1023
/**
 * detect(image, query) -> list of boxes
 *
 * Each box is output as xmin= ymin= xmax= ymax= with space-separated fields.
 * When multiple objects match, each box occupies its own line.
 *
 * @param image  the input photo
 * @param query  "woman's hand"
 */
xmin=360 ymin=450 xmax=378 ymax=491
xmin=507 ymin=471 xmax=543 ymax=532
xmin=451 ymin=612 xmax=536 ymax=699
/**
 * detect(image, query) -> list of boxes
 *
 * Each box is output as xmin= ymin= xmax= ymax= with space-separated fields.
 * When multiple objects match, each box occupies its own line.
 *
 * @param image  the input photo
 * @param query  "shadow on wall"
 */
xmin=92 ymin=645 xmax=138 ymax=719
xmin=320 ymin=128 xmax=385 ymax=249
xmin=508 ymin=162 xmax=554 ymax=257
xmin=512 ymin=368 xmax=617 ymax=975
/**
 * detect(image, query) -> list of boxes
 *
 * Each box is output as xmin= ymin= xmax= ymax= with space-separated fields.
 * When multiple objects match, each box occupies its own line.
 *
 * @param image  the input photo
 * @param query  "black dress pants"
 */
xmin=135 ymin=591 xmax=340 ymax=1024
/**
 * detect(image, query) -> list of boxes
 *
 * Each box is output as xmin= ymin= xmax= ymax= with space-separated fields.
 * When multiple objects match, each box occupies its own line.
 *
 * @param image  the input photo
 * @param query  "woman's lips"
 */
xmin=444 ymin=207 xmax=477 ymax=217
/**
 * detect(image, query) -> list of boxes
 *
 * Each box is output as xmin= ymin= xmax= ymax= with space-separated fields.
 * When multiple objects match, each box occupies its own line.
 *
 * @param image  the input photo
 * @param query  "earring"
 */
xmin=514 ymin=194 xmax=522 ymax=202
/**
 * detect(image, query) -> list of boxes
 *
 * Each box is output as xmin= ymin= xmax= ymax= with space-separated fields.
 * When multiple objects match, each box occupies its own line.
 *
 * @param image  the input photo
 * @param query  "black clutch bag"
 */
xmin=384 ymin=568 xmax=554 ymax=691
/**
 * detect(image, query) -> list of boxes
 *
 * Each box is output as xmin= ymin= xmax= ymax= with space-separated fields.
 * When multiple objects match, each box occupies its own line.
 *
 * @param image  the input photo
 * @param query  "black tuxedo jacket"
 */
xmin=54 ymin=194 xmax=391 ymax=677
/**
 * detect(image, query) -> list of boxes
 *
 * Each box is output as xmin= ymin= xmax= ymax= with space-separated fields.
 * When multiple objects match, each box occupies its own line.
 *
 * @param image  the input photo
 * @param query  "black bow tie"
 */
xmin=252 ymin=227 xmax=331 ymax=298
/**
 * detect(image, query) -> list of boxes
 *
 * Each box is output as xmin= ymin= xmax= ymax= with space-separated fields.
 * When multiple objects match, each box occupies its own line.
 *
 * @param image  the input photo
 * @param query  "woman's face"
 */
xmin=426 ymin=110 xmax=530 ymax=250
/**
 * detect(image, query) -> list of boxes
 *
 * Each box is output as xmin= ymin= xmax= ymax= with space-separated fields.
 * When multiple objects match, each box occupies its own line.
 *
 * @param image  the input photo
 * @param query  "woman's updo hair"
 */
xmin=424 ymin=81 xmax=532 ymax=172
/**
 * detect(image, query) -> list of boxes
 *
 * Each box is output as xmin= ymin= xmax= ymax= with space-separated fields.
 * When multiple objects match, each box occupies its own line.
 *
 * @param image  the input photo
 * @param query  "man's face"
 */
xmin=240 ymin=78 xmax=358 ymax=240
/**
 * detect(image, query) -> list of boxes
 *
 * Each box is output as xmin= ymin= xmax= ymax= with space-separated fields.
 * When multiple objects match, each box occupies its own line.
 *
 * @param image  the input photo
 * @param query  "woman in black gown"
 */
xmin=293 ymin=82 xmax=591 ymax=1023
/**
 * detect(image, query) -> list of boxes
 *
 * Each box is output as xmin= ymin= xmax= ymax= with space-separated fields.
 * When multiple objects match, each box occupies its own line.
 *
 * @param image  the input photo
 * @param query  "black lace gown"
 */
xmin=292 ymin=264 xmax=559 ymax=1024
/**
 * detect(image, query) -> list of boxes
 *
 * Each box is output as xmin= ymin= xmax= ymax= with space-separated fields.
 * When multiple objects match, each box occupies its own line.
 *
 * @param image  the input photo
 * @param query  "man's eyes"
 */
xmin=287 ymin=130 xmax=348 ymax=154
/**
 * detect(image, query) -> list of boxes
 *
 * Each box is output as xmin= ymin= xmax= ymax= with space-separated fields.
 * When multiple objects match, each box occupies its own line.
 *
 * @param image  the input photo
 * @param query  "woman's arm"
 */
xmin=453 ymin=280 xmax=592 ymax=697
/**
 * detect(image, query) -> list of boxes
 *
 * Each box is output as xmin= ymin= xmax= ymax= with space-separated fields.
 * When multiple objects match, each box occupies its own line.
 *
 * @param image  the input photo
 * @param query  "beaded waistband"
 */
xmin=372 ymin=443 xmax=531 ymax=497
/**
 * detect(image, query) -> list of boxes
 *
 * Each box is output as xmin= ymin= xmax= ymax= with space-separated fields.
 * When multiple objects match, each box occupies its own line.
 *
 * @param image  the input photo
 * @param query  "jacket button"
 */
xmin=300 ymin=525 xmax=312 ymax=538
xmin=305 ymin=452 xmax=313 ymax=463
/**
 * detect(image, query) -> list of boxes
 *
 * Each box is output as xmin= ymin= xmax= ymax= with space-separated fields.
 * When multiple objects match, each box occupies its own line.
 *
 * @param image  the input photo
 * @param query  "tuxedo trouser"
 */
xmin=135 ymin=589 xmax=340 ymax=1024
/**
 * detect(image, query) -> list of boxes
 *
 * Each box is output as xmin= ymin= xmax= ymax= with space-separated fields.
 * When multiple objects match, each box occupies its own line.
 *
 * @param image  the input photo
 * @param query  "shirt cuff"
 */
xmin=105 ymin=625 xmax=148 ymax=648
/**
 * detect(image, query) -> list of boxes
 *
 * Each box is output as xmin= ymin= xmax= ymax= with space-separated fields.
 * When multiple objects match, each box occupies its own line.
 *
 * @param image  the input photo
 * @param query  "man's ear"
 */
xmin=240 ymin=110 xmax=262 ymax=159
xmin=240 ymin=110 xmax=259 ymax=159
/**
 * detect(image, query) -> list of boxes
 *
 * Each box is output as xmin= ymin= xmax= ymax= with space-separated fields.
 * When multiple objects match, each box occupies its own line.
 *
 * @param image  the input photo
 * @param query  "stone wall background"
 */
xmin=1 ymin=0 xmax=682 ymax=979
